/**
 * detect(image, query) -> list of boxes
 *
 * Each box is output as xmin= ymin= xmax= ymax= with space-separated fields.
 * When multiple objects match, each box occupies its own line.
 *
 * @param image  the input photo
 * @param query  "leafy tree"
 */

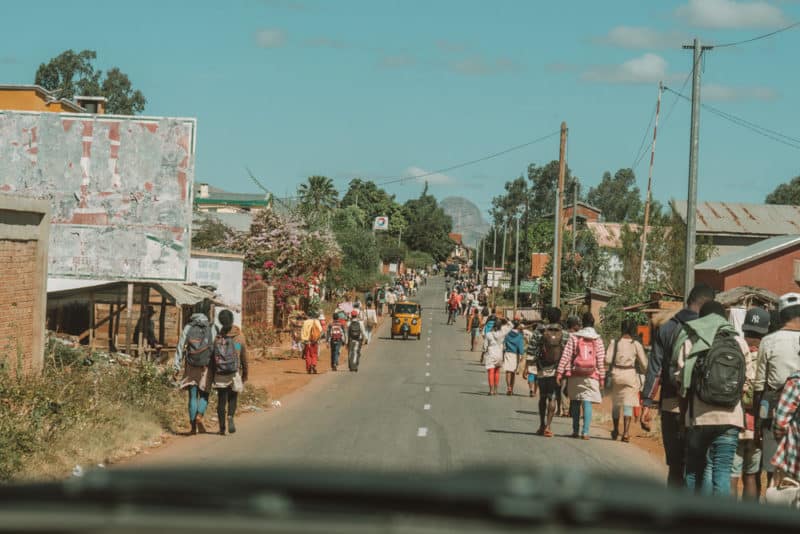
xmin=527 ymin=161 xmax=577 ymax=218
xmin=376 ymin=234 xmax=407 ymax=263
xmin=192 ymin=216 xmax=233 ymax=250
xmin=329 ymin=211 xmax=382 ymax=291
xmin=402 ymin=183 xmax=454 ymax=262
xmin=766 ymin=175 xmax=800 ymax=205
xmin=406 ymin=250 xmax=434 ymax=270
xmin=586 ymin=168 xmax=642 ymax=223
xmin=35 ymin=49 xmax=146 ymax=114
xmin=297 ymin=175 xmax=339 ymax=216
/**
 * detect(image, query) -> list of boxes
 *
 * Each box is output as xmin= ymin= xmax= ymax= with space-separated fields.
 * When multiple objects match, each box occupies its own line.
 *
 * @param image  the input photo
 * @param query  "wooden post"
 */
xmin=88 ymin=292 xmax=95 ymax=349
xmin=138 ymin=285 xmax=148 ymax=357
xmin=552 ymin=121 xmax=568 ymax=309
xmin=125 ymin=283 xmax=134 ymax=353
xmin=640 ymin=81 xmax=663 ymax=288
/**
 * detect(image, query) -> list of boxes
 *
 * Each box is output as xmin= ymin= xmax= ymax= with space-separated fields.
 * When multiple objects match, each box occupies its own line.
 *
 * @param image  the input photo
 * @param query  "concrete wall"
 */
xmin=0 ymin=111 xmax=196 ymax=281
xmin=0 ymin=195 xmax=50 ymax=374
xmin=696 ymin=243 xmax=800 ymax=296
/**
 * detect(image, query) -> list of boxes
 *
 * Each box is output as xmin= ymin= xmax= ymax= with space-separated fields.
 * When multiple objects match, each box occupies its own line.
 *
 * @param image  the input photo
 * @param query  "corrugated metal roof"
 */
xmin=585 ymin=222 xmax=659 ymax=249
xmin=695 ymin=234 xmax=800 ymax=273
xmin=672 ymin=201 xmax=800 ymax=236
xmin=47 ymin=279 xmax=219 ymax=306
xmin=159 ymin=283 xmax=218 ymax=306
xmin=194 ymin=184 xmax=268 ymax=203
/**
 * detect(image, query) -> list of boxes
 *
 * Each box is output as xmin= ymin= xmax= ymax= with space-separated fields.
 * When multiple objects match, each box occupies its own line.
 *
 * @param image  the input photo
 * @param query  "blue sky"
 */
xmin=3 ymin=0 xmax=799 ymax=219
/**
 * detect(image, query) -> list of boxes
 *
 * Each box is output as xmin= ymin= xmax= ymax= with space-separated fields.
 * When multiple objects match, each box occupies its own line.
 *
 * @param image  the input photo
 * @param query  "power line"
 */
xmin=374 ymin=131 xmax=561 ymax=186
xmin=663 ymin=86 xmax=800 ymax=150
xmin=714 ymin=21 xmax=800 ymax=49
xmin=630 ymin=100 xmax=658 ymax=170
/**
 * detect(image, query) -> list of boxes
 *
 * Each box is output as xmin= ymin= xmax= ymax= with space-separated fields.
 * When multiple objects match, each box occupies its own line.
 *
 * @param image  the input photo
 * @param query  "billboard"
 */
xmin=373 ymin=216 xmax=388 ymax=231
xmin=0 ymin=111 xmax=196 ymax=281
xmin=189 ymin=252 xmax=244 ymax=325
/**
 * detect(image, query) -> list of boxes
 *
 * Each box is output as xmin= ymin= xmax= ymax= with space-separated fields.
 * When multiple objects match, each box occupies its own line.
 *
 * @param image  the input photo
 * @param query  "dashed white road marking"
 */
xmin=424 ymin=404 xmax=431 ymax=410
xmin=425 ymin=372 xmax=430 ymax=377
xmin=426 ymin=362 xmax=430 ymax=366
xmin=425 ymin=386 xmax=431 ymax=392
xmin=417 ymin=427 xmax=428 ymax=437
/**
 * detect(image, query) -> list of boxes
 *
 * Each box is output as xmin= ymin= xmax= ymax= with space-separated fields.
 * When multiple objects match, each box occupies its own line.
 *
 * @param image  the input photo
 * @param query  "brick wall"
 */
xmin=0 ymin=240 xmax=37 ymax=373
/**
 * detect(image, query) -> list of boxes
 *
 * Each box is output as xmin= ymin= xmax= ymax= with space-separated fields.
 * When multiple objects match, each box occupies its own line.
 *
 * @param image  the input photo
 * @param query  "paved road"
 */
xmin=134 ymin=278 xmax=663 ymax=479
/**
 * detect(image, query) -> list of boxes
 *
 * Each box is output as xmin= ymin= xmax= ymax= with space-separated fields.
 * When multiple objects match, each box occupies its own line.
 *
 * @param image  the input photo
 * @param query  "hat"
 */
xmin=351 ymin=310 xmax=359 ymax=317
xmin=742 ymin=307 xmax=770 ymax=335
xmin=779 ymin=293 xmax=800 ymax=313
xmin=318 ymin=312 xmax=325 ymax=320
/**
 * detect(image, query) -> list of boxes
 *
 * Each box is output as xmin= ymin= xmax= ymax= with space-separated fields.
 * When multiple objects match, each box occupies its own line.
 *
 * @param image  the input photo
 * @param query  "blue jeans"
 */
xmin=685 ymin=425 xmax=739 ymax=496
xmin=570 ymin=400 xmax=593 ymax=436
xmin=331 ymin=341 xmax=342 ymax=368
xmin=188 ymin=385 xmax=209 ymax=422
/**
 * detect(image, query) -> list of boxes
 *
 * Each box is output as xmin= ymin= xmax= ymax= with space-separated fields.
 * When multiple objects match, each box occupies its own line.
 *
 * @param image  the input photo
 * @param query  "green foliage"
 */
xmin=599 ymin=286 xmax=651 ymax=342
xmin=0 ymin=342 xmax=268 ymax=481
xmin=297 ymin=176 xmax=339 ymax=220
xmin=376 ymin=234 xmax=407 ymax=262
xmin=329 ymin=208 xmax=382 ymax=291
xmin=402 ymin=183 xmax=454 ymax=262
xmin=527 ymin=161 xmax=577 ymax=218
xmin=192 ymin=216 xmax=233 ymax=250
xmin=35 ymin=49 xmax=145 ymax=114
xmin=766 ymin=175 xmax=800 ymax=205
xmin=405 ymin=250 xmax=434 ymax=270
xmin=586 ymin=168 xmax=642 ymax=223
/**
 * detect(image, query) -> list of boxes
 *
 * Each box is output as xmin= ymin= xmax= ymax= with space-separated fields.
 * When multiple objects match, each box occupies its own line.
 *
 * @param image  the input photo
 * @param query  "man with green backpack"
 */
xmin=669 ymin=300 xmax=749 ymax=496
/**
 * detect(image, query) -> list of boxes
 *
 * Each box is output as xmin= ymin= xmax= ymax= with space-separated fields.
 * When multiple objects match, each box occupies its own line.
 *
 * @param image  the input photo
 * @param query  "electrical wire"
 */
xmin=374 ymin=131 xmax=561 ymax=186
xmin=663 ymin=86 xmax=800 ymax=150
xmin=713 ymin=21 xmax=800 ymax=48
xmin=630 ymin=100 xmax=658 ymax=170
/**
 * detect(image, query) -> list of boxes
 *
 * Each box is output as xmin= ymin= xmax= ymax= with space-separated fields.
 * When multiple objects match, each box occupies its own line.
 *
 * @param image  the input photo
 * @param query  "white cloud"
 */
xmin=676 ymin=0 xmax=788 ymax=28
xmin=405 ymin=167 xmax=456 ymax=185
xmin=583 ymin=53 xmax=670 ymax=84
xmin=379 ymin=54 xmax=416 ymax=68
xmin=255 ymin=28 xmax=287 ymax=48
xmin=449 ymin=56 xmax=520 ymax=76
xmin=598 ymin=26 xmax=688 ymax=49
xmin=703 ymin=83 xmax=779 ymax=100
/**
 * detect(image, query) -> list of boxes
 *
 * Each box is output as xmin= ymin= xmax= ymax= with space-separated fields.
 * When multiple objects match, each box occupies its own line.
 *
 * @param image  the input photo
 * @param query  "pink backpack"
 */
xmin=571 ymin=337 xmax=597 ymax=377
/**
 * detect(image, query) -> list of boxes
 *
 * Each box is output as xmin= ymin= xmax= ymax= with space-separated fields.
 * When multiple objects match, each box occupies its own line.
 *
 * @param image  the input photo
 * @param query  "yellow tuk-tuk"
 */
xmin=391 ymin=301 xmax=422 ymax=340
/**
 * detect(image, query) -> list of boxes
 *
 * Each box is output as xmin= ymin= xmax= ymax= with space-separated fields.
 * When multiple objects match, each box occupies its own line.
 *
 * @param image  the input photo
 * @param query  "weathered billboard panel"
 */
xmin=0 ymin=111 xmax=196 ymax=281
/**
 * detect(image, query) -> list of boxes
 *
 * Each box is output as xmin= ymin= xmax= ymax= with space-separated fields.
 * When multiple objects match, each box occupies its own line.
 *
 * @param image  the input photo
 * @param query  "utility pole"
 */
xmin=639 ymin=81 xmax=663 ymax=287
xmin=551 ymin=121 xmax=568 ymax=308
xmin=571 ymin=179 xmax=579 ymax=256
xmin=514 ymin=214 xmax=520 ymax=315
xmin=682 ymin=39 xmax=712 ymax=299
xmin=501 ymin=218 xmax=508 ymax=272
xmin=492 ymin=227 xmax=497 ymax=307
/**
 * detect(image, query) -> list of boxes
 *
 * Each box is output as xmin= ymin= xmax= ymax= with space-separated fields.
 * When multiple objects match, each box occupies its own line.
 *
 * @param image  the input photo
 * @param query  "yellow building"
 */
xmin=0 ymin=84 xmax=106 ymax=113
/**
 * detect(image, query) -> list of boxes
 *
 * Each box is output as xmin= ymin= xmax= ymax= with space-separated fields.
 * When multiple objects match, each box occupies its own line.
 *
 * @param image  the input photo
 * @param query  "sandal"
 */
xmin=543 ymin=429 xmax=554 ymax=438
xmin=581 ymin=435 xmax=591 ymax=441
xmin=611 ymin=430 xmax=619 ymax=441
xmin=507 ymin=389 xmax=512 ymax=396
xmin=622 ymin=435 xmax=630 ymax=443
xmin=571 ymin=433 xmax=579 ymax=439
xmin=535 ymin=427 xmax=545 ymax=436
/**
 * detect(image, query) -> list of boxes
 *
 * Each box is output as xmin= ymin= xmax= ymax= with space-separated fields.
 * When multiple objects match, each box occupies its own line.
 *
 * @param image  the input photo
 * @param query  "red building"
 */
xmin=695 ymin=235 xmax=800 ymax=295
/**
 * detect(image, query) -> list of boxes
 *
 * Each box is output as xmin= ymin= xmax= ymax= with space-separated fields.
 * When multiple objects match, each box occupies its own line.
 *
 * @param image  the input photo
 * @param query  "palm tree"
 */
xmin=297 ymin=175 xmax=339 ymax=214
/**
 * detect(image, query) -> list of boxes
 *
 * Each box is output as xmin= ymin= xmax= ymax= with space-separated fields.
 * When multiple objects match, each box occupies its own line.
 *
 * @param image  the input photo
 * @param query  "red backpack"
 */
xmin=329 ymin=323 xmax=344 ymax=342
xmin=571 ymin=337 xmax=597 ymax=377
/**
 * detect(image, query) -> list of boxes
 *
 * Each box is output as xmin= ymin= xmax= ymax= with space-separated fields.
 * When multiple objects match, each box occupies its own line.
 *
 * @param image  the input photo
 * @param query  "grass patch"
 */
xmin=0 ymin=341 xmax=268 ymax=482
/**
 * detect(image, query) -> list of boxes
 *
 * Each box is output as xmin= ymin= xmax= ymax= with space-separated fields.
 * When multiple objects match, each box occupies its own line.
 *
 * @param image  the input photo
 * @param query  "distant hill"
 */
xmin=440 ymin=196 xmax=490 ymax=248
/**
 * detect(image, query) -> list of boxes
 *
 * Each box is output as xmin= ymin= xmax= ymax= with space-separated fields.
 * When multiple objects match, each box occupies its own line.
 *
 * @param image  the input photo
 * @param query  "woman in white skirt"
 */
xmin=605 ymin=318 xmax=647 ymax=442
xmin=502 ymin=321 xmax=525 ymax=395
xmin=484 ymin=319 xmax=511 ymax=396
xmin=556 ymin=313 xmax=606 ymax=440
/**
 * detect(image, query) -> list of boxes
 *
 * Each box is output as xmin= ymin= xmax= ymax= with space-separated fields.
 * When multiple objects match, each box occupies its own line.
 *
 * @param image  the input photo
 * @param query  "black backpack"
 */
xmin=213 ymin=335 xmax=238 ymax=374
xmin=348 ymin=321 xmax=362 ymax=341
xmin=186 ymin=323 xmax=212 ymax=367
xmin=691 ymin=329 xmax=746 ymax=408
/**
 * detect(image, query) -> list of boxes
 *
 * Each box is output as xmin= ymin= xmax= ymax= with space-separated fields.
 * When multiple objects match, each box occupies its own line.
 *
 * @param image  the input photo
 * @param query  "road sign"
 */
xmin=373 ymin=216 xmax=389 ymax=231
xmin=519 ymin=280 xmax=540 ymax=294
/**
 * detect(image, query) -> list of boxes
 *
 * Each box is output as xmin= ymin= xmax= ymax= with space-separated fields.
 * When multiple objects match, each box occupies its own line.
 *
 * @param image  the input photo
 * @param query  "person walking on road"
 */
xmin=211 ymin=310 xmax=248 ymax=436
xmin=532 ymin=307 xmax=570 ymax=437
xmin=174 ymin=312 xmax=215 ymax=435
xmin=672 ymin=301 xmax=748 ymax=497
xmin=480 ymin=308 xmax=497 ymax=364
xmin=301 ymin=311 xmax=323 ymax=374
xmin=347 ymin=310 xmax=366 ymax=372
xmin=467 ymin=307 xmax=481 ymax=351
xmin=386 ymin=289 xmax=397 ymax=317
xmin=327 ymin=313 xmax=348 ymax=371
xmin=364 ymin=303 xmax=378 ymax=345
xmin=642 ymin=283 xmax=715 ymax=488
xmin=560 ymin=316 xmax=582 ymax=417
xmin=768 ymin=369 xmax=800 ymax=496
xmin=754 ymin=293 xmax=800 ymax=489
xmin=503 ymin=321 xmax=525 ymax=396
xmin=447 ymin=291 xmax=460 ymax=326
xmin=484 ymin=319 xmax=512 ymax=395
xmin=733 ymin=307 xmax=770 ymax=500
xmin=557 ymin=313 xmax=606 ymax=440
xmin=606 ymin=318 xmax=648 ymax=442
